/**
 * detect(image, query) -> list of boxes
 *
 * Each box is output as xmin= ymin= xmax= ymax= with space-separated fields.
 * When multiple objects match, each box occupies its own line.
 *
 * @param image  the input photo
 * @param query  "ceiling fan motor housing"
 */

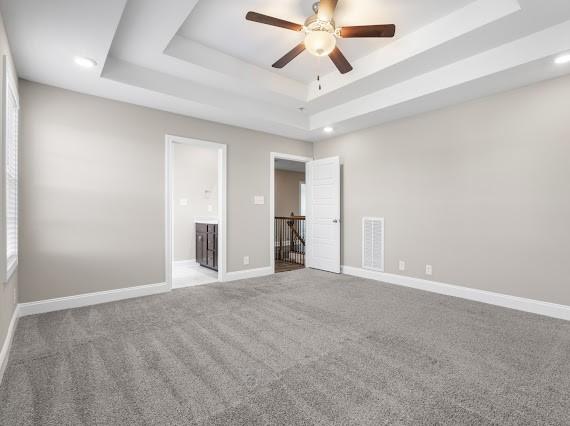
xmin=304 ymin=14 xmax=336 ymax=34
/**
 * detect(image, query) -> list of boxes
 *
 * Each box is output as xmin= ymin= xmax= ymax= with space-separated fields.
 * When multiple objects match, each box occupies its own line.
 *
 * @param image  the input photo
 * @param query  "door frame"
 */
xmin=298 ymin=181 xmax=306 ymax=216
xmin=165 ymin=135 xmax=227 ymax=289
xmin=269 ymin=152 xmax=313 ymax=274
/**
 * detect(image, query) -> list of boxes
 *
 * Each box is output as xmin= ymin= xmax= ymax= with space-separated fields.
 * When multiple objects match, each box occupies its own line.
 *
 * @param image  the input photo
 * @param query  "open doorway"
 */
xmin=166 ymin=136 xmax=227 ymax=289
xmin=270 ymin=153 xmax=312 ymax=273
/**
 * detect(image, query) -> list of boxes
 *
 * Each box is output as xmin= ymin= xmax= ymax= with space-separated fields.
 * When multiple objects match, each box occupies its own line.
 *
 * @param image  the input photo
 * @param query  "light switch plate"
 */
xmin=179 ymin=198 xmax=188 ymax=206
xmin=254 ymin=196 xmax=265 ymax=205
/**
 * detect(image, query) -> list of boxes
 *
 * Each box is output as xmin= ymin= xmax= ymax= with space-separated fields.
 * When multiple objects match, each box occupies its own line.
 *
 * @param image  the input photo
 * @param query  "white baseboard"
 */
xmin=18 ymin=282 xmax=169 ymax=317
xmin=16 ymin=265 xmax=274 ymax=318
xmin=224 ymin=266 xmax=273 ymax=282
xmin=0 ymin=305 xmax=19 ymax=385
xmin=341 ymin=266 xmax=570 ymax=321
xmin=172 ymin=281 xmax=218 ymax=290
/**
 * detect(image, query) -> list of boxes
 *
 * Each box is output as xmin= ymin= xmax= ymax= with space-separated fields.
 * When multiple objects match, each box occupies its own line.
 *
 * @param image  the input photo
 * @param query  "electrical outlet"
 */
xmin=207 ymin=204 xmax=213 ymax=212
xmin=243 ymin=256 xmax=250 ymax=265
xmin=398 ymin=260 xmax=406 ymax=271
xmin=425 ymin=264 xmax=433 ymax=276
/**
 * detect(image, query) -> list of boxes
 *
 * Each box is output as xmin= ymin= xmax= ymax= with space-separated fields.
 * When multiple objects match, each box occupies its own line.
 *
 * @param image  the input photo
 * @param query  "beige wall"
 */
xmin=13 ymin=65 xmax=570 ymax=308
xmin=315 ymin=74 xmax=570 ymax=306
xmin=18 ymin=80 xmax=313 ymax=303
xmin=0 ymin=10 xmax=18 ymax=357
xmin=173 ymin=143 xmax=218 ymax=261
xmin=275 ymin=170 xmax=305 ymax=217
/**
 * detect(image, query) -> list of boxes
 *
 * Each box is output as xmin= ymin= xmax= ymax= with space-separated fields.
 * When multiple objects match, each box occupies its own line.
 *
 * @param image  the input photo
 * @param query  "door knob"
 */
xmin=333 ymin=219 xmax=339 ymax=223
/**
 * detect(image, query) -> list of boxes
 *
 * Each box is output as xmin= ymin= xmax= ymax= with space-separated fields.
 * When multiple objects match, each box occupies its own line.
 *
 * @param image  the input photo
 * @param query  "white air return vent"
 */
xmin=362 ymin=217 xmax=384 ymax=272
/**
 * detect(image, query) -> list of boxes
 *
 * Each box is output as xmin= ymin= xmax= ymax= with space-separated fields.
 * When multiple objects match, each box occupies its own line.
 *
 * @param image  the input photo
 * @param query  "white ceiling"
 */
xmin=178 ymin=0 xmax=476 ymax=83
xmin=2 ymin=0 xmax=570 ymax=142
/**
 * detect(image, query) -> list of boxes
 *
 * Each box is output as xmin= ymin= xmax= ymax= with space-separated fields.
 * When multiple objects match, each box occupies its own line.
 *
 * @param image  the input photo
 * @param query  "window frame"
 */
xmin=3 ymin=56 xmax=18 ymax=282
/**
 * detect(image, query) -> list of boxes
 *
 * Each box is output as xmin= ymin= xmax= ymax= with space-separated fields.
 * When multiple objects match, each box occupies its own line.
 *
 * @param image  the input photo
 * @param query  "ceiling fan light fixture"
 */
xmin=304 ymin=30 xmax=336 ymax=57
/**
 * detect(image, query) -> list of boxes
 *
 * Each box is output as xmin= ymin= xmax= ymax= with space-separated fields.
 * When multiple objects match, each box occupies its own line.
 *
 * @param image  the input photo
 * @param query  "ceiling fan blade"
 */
xmin=246 ymin=12 xmax=303 ymax=32
xmin=273 ymin=43 xmax=306 ymax=69
xmin=329 ymin=47 xmax=353 ymax=74
xmin=340 ymin=24 xmax=396 ymax=38
xmin=318 ymin=0 xmax=338 ymax=21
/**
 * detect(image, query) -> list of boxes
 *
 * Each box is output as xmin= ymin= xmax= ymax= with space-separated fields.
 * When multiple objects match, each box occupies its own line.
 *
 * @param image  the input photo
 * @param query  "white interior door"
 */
xmin=306 ymin=157 xmax=341 ymax=273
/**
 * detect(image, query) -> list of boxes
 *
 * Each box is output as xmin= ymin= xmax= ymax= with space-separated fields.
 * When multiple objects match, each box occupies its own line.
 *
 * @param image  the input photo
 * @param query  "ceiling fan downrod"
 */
xmin=312 ymin=2 xmax=320 ymax=15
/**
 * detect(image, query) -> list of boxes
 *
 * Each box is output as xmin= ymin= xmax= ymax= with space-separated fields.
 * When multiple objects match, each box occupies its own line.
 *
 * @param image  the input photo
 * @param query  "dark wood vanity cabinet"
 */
xmin=196 ymin=223 xmax=217 ymax=271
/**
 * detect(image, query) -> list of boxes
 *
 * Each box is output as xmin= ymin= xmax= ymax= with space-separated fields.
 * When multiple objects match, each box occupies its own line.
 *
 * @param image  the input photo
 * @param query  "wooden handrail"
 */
xmin=286 ymin=221 xmax=305 ymax=246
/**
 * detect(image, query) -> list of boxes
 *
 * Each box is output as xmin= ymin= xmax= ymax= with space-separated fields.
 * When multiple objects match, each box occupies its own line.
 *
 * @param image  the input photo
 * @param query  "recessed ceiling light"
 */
xmin=554 ymin=54 xmax=570 ymax=65
xmin=323 ymin=126 xmax=334 ymax=133
xmin=74 ymin=56 xmax=97 ymax=68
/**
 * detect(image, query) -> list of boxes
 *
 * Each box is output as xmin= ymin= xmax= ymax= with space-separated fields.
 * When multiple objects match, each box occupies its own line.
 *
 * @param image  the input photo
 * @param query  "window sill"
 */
xmin=5 ymin=256 xmax=18 ymax=283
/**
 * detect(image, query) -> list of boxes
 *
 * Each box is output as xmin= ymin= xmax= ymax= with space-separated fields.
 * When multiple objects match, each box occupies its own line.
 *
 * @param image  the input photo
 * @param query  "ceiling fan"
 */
xmin=246 ymin=0 xmax=396 ymax=74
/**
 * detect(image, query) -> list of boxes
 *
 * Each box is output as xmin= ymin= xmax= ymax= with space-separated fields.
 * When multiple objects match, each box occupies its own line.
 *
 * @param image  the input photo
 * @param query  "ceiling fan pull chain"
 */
xmin=316 ymin=57 xmax=323 ymax=91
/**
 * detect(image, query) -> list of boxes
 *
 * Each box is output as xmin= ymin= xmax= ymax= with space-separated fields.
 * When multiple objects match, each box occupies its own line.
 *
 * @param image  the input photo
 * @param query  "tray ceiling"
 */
xmin=178 ymin=0 xmax=476 ymax=83
xmin=2 ymin=0 xmax=570 ymax=141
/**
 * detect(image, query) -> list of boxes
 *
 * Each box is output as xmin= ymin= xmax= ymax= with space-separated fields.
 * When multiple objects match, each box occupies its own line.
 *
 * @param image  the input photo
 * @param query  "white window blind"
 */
xmin=4 ymin=64 xmax=18 ymax=278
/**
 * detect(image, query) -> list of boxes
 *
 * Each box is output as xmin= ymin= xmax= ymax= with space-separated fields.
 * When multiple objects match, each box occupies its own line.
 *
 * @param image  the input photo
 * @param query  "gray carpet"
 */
xmin=1 ymin=269 xmax=569 ymax=425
